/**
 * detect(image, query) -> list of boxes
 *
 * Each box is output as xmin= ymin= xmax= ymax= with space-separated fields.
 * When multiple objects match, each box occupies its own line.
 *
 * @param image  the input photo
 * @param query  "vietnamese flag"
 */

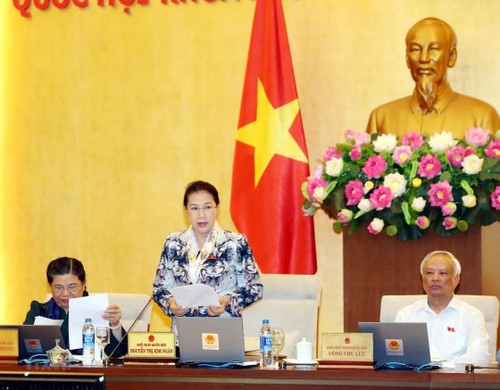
xmin=230 ymin=0 xmax=316 ymax=274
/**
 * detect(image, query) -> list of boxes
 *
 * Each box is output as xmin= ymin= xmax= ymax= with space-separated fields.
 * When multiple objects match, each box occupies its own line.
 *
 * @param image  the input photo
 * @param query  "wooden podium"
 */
xmin=343 ymin=226 xmax=481 ymax=332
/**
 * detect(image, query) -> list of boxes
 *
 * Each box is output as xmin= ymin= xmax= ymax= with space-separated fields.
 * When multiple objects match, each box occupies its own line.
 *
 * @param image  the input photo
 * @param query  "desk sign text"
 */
xmin=321 ymin=333 xmax=373 ymax=363
xmin=0 ymin=328 xmax=19 ymax=360
xmin=128 ymin=332 xmax=175 ymax=358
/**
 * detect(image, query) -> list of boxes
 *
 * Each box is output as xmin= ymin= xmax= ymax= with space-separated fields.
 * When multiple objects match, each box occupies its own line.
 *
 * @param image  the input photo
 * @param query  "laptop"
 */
xmin=0 ymin=325 xmax=66 ymax=362
xmin=176 ymin=317 xmax=258 ymax=367
xmin=358 ymin=322 xmax=432 ymax=369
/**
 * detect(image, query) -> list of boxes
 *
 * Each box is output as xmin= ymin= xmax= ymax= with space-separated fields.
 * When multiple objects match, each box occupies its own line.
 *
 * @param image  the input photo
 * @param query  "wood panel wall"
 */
xmin=343 ymin=227 xmax=482 ymax=332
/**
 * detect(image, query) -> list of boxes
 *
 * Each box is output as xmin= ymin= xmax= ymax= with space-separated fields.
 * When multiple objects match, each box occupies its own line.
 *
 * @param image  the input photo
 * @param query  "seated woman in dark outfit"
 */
xmin=24 ymin=257 xmax=127 ymax=357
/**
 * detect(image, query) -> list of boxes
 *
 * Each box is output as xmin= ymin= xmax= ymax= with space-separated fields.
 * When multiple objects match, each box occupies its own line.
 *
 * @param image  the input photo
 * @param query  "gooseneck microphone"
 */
xmin=106 ymin=296 xmax=153 ymax=363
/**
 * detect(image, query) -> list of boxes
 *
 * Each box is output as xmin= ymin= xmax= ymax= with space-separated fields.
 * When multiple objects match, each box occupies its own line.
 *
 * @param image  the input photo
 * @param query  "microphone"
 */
xmin=106 ymin=296 xmax=153 ymax=363
xmin=465 ymin=363 xmax=499 ymax=372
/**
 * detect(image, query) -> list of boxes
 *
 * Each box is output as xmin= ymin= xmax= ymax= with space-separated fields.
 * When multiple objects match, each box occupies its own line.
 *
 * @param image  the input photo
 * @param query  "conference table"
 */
xmin=1 ymin=360 xmax=500 ymax=389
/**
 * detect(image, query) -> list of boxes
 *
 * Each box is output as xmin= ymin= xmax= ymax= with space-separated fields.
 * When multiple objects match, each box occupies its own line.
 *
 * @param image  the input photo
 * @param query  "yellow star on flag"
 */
xmin=236 ymin=79 xmax=308 ymax=187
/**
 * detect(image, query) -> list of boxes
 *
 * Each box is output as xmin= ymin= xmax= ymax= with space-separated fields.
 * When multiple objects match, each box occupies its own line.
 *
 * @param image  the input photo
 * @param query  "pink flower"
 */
xmin=345 ymin=129 xmax=370 ymax=149
xmin=465 ymin=127 xmax=490 ymax=147
xmin=349 ymin=148 xmax=362 ymax=160
xmin=392 ymin=145 xmax=413 ymax=165
xmin=367 ymin=218 xmax=384 ymax=235
xmin=315 ymin=164 xmax=326 ymax=178
xmin=369 ymin=186 xmax=393 ymax=210
xmin=306 ymin=177 xmax=328 ymax=203
xmin=485 ymin=140 xmax=500 ymax=159
xmin=443 ymin=217 xmax=458 ymax=230
xmin=345 ymin=179 xmax=365 ymax=206
xmin=446 ymin=146 xmax=466 ymax=168
xmin=441 ymin=202 xmax=457 ymax=216
xmin=344 ymin=129 xmax=356 ymax=142
xmin=323 ymin=146 xmax=342 ymax=161
xmin=428 ymin=180 xmax=453 ymax=207
xmin=401 ymin=131 xmax=424 ymax=150
xmin=464 ymin=147 xmax=476 ymax=157
xmin=344 ymin=179 xmax=365 ymax=206
xmin=337 ymin=209 xmax=354 ymax=224
xmin=418 ymin=154 xmax=442 ymax=179
xmin=491 ymin=186 xmax=500 ymax=209
xmin=416 ymin=216 xmax=430 ymax=229
xmin=362 ymin=155 xmax=387 ymax=179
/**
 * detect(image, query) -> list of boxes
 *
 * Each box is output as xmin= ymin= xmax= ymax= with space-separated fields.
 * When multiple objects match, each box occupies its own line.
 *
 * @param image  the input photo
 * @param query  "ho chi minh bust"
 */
xmin=366 ymin=17 xmax=500 ymax=138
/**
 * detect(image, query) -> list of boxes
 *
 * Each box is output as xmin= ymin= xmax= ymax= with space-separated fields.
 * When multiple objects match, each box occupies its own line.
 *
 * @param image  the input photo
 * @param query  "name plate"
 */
xmin=128 ymin=332 xmax=176 ymax=358
xmin=0 ymin=328 xmax=19 ymax=360
xmin=320 ymin=333 xmax=373 ymax=363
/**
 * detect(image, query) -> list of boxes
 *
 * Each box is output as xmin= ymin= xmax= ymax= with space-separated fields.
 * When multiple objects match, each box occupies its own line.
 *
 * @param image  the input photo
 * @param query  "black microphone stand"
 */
xmin=105 ymin=296 xmax=153 ymax=366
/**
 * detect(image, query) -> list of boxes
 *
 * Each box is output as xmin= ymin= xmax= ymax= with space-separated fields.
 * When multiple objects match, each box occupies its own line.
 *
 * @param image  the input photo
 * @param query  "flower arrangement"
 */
xmin=302 ymin=128 xmax=500 ymax=241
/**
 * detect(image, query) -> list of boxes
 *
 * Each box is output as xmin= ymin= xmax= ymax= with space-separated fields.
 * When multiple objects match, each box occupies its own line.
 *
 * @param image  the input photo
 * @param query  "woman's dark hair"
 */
xmin=183 ymin=181 xmax=220 ymax=207
xmin=46 ymin=257 xmax=86 ymax=285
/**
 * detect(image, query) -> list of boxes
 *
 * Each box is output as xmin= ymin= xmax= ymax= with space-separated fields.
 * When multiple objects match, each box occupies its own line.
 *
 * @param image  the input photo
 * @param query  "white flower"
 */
xmin=364 ymin=181 xmax=374 ymax=193
xmin=368 ymin=218 xmax=384 ymax=234
xmin=462 ymin=194 xmax=477 ymax=208
xmin=428 ymin=131 xmax=458 ymax=153
xmin=411 ymin=197 xmax=426 ymax=212
xmin=373 ymin=134 xmax=397 ymax=153
xmin=358 ymin=198 xmax=373 ymax=212
xmin=461 ymin=155 xmax=483 ymax=175
xmin=325 ymin=157 xmax=344 ymax=177
xmin=313 ymin=186 xmax=327 ymax=203
xmin=383 ymin=172 xmax=407 ymax=198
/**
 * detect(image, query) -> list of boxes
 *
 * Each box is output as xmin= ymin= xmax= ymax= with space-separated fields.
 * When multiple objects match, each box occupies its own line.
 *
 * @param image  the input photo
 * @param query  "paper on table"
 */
xmin=34 ymin=316 xmax=64 ymax=326
xmin=170 ymin=284 xmax=220 ymax=308
xmin=68 ymin=294 xmax=109 ymax=350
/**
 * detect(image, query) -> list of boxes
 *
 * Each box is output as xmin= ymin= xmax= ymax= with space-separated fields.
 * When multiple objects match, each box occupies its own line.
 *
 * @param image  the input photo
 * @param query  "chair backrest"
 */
xmin=45 ymin=292 xmax=153 ymax=332
xmin=380 ymin=294 xmax=499 ymax=360
xmin=241 ymin=274 xmax=321 ymax=358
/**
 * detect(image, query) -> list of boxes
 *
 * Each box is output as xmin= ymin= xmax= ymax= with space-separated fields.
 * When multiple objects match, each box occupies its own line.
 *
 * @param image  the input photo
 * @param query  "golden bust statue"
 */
xmin=366 ymin=17 xmax=499 ymax=138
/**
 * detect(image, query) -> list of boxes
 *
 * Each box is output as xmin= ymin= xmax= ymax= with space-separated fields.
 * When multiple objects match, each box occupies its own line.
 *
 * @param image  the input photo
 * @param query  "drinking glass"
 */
xmin=95 ymin=326 xmax=110 ymax=363
xmin=271 ymin=327 xmax=285 ymax=364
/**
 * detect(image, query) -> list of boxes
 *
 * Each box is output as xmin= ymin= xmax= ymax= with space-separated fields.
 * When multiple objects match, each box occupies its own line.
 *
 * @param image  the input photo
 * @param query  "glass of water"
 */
xmin=271 ymin=327 xmax=285 ymax=364
xmin=95 ymin=326 xmax=110 ymax=363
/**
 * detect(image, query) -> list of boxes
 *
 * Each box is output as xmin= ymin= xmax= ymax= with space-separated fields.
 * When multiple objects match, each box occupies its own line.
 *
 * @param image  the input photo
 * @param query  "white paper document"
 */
xmin=68 ymin=294 xmax=109 ymax=350
xmin=170 ymin=284 xmax=220 ymax=308
xmin=33 ymin=316 xmax=64 ymax=326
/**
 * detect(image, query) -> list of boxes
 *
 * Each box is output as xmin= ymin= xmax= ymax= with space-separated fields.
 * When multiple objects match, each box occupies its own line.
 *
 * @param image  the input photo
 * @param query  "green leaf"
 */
xmin=479 ymin=157 xmax=500 ymax=181
xmin=333 ymin=222 xmax=344 ymax=234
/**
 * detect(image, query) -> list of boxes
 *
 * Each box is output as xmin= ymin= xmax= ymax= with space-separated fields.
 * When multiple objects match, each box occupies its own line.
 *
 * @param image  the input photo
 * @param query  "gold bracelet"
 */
xmin=109 ymin=320 xmax=121 ymax=330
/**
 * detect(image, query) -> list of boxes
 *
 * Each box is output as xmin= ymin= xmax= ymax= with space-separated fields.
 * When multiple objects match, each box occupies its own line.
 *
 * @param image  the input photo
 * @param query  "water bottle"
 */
xmin=259 ymin=319 xmax=273 ymax=368
xmin=497 ymin=348 xmax=500 ymax=363
xmin=82 ymin=318 xmax=95 ymax=366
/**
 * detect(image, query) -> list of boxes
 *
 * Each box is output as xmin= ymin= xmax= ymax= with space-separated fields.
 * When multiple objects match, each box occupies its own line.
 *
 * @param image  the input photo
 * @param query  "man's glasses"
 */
xmin=52 ymin=283 xmax=81 ymax=294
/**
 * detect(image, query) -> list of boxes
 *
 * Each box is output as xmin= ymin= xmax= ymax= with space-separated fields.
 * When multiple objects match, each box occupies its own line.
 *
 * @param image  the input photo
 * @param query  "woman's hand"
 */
xmin=168 ymin=297 xmax=190 ymax=317
xmin=207 ymin=296 xmax=229 ymax=317
xmin=102 ymin=304 xmax=122 ymax=328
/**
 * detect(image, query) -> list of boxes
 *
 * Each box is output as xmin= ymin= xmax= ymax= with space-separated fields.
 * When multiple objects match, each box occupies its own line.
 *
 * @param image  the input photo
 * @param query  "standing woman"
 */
xmin=152 ymin=181 xmax=263 ymax=331
xmin=24 ymin=257 xmax=127 ymax=356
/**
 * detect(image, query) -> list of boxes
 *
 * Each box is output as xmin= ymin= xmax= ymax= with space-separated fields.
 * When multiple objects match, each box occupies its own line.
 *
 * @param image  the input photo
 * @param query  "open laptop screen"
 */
xmin=358 ymin=322 xmax=431 ymax=369
xmin=176 ymin=317 xmax=256 ymax=366
xmin=0 ymin=325 xmax=65 ymax=361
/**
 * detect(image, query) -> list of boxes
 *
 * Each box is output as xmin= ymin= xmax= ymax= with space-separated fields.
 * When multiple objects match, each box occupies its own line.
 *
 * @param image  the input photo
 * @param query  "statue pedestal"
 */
xmin=343 ymin=227 xmax=481 ymax=332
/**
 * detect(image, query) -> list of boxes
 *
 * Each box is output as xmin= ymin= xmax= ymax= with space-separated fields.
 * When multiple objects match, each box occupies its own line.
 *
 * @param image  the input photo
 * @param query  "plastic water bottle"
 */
xmin=259 ymin=319 xmax=273 ymax=368
xmin=497 ymin=348 xmax=500 ymax=363
xmin=82 ymin=318 xmax=95 ymax=366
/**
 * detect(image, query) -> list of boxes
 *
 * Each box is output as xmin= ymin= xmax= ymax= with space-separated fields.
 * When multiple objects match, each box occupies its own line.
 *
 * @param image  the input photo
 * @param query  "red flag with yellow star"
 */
xmin=230 ymin=0 xmax=316 ymax=274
